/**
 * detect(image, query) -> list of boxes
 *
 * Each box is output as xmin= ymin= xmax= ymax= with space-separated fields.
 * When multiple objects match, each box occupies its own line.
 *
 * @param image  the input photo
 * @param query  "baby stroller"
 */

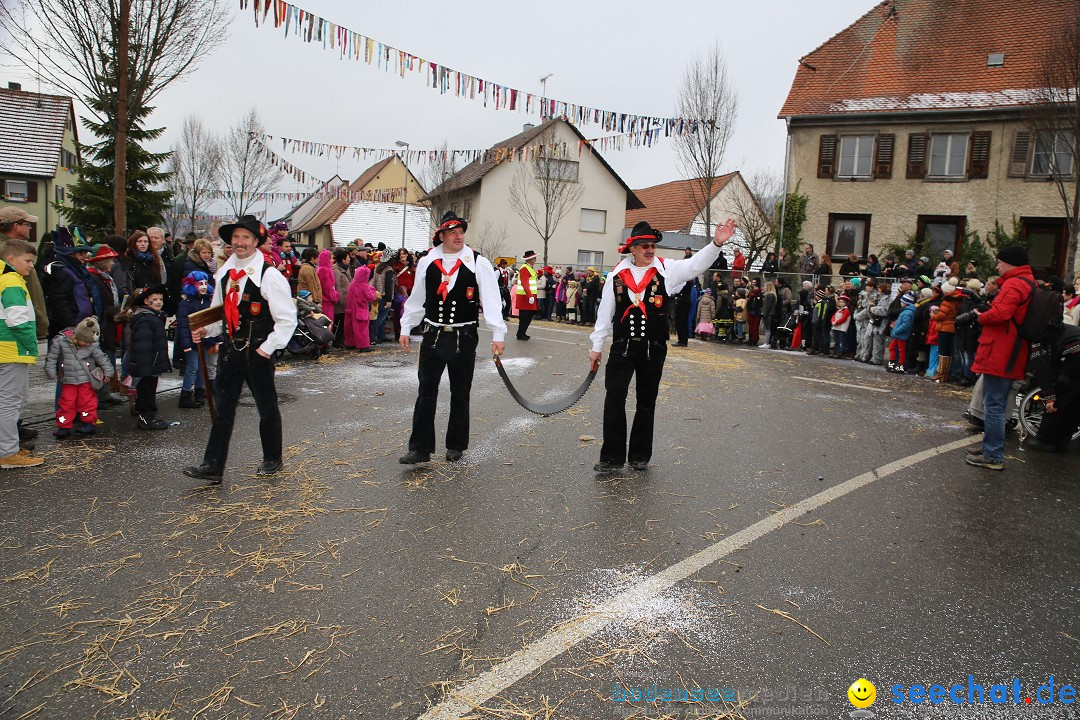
xmin=281 ymin=291 xmax=334 ymax=358
xmin=774 ymin=308 xmax=805 ymax=350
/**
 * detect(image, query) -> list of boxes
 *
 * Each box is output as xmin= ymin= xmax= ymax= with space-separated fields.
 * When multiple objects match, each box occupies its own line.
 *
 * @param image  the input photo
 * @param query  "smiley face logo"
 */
xmin=848 ymin=678 xmax=876 ymax=708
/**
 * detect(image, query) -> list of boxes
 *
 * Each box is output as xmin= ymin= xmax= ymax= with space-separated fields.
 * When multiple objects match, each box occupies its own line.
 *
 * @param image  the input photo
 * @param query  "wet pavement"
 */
xmin=1 ymin=322 xmax=1078 ymax=720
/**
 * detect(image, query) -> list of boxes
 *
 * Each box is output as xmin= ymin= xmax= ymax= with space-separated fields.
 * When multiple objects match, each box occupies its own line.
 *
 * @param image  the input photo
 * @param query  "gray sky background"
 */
xmin=4 ymin=0 xmax=874 ymax=222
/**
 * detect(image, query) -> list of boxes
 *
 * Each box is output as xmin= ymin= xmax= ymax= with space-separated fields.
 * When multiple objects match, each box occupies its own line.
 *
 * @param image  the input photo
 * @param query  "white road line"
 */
xmin=791 ymin=375 xmax=891 ymax=393
xmin=418 ymin=435 xmax=978 ymax=719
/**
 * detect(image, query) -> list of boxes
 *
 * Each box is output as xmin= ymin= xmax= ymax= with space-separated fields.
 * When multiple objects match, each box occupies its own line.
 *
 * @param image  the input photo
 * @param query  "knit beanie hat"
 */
xmin=74 ymin=316 xmax=100 ymax=345
xmin=996 ymin=244 xmax=1029 ymax=267
xmin=966 ymin=278 xmax=984 ymax=291
xmin=920 ymin=287 xmax=934 ymax=299
xmin=900 ymin=291 xmax=916 ymax=306
xmin=941 ymin=281 xmax=957 ymax=295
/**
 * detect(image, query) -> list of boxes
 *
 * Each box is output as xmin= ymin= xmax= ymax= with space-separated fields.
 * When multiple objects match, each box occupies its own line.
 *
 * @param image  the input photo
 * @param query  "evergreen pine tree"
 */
xmin=67 ymin=98 xmax=172 ymax=236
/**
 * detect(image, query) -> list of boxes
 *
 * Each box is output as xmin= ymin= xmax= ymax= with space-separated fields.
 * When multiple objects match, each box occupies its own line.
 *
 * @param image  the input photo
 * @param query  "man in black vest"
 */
xmin=398 ymin=211 xmax=507 ymax=464
xmin=590 ymin=218 xmax=736 ymax=472
xmin=182 ymin=216 xmax=297 ymax=483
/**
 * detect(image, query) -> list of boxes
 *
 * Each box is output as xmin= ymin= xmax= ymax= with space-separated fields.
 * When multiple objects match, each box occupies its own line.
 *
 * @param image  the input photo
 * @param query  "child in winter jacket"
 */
xmin=125 ymin=285 xmax=171 ymax=430
xmin=43 ymin=316 xmax=113 ymax=438
xmin=733 ymin=289 xmax=748 ymax=342
xmin=830 ymin=296 xmax=852 ymax=358
xmin=924 ymin=307 xmax=940 ymax=379
xmin=695 ymin=288 xmax=716 ymax=340
xmin=175 ymin=271 xmax=220 ymax=409
xmin=565 ymin=280 xmax=579 ymax=323
xmin=888 ymin=291 xmax=917 ymax=372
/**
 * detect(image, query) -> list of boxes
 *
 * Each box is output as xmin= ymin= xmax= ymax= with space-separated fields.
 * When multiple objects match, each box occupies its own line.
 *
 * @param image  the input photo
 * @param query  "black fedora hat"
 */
xmin=219 ymin=215 xmax=269 ymax=246
xmin=432 ymin=211 xmax=467 ymax=246
xmin=132 ymin=283 xmax=168 ymax=307
xmin=619 ymin=221 xmax=663 ymax=254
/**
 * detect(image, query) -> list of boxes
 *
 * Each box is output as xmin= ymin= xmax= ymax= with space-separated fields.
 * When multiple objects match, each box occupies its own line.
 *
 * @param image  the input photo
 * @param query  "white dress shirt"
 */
xmin=205 ymin=250 xmax=297 ymax=355
xmin=399 ymin=245 xmax=507 ymax=342
xmin=590 ymin=242 xmax=723 ymax=352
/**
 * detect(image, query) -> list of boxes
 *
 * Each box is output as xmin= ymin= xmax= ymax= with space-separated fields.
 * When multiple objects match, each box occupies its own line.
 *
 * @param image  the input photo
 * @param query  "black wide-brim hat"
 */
xmin=619 ymin=220 xmax=663 ymax=254
xmin=132 ymin=283 xmax=168 ymax=307
xmin=432 ymin=211 xmax=468 ymax=246
xmin=219 ymin=215 xmax=269 ymax=246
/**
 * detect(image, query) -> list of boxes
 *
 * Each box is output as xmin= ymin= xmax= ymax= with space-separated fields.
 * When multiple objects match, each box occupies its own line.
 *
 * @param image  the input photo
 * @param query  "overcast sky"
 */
xmin=4 ymin=0 xmax=874 ymax=220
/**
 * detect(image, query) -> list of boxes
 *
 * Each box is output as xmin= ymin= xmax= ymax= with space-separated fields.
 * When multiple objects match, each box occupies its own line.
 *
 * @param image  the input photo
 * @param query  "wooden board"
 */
xmin=188 ymin=305 xmax=224 ymax=330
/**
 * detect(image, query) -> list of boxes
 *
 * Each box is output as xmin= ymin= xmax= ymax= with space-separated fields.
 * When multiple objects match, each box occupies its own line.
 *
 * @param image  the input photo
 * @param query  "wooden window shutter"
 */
xmin=26 ymin=180 xmax=38 ymax=202
xmin=906 ymin=133 xmax=927 ymax=178
xmin=873 ymin=134 xmax=895 ymax=179
xmin=817 ymin=135 xmax=837 ymax=178
xmin=968 ymin=131 xmax=991 ymax=179
xmin=1008 ymin=130 xmax=1030 ymax=177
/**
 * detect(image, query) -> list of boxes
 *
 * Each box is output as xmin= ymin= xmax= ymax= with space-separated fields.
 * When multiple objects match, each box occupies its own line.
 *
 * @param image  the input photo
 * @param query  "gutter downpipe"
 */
xmin=776 ymin=117 xmax=791 ymax=255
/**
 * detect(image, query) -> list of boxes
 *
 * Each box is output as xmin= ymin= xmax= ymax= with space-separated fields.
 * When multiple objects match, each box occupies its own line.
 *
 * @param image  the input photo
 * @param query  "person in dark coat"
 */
xmin=125 ymin=284 xmax=172 ymax=430
xmin=1027 ymin=323 xmax=1080 ymax=452
xmin=120 ymin=230 xmax=161 ymax=291
xmin=43 ymin=243 xmax=97 ymax=341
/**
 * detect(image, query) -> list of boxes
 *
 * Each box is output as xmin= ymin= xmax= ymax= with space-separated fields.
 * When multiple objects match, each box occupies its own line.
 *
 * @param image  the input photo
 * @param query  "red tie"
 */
xmin=224 ymin=268 xmax=245 ymax=335
xmin=433 ymin=258 xmax=462 ymax=301
xmin=617 ymin=267 xmax=658 ymax=321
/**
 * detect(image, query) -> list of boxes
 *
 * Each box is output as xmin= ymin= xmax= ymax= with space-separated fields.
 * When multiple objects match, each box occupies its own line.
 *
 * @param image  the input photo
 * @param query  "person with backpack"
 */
xmin=964 ymin=245 xmax=1036 ymax=471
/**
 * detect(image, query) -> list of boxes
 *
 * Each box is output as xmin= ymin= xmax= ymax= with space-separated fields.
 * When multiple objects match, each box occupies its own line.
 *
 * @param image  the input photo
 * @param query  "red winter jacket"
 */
xmin=971 ymin=265 xmax=1034 ymax=380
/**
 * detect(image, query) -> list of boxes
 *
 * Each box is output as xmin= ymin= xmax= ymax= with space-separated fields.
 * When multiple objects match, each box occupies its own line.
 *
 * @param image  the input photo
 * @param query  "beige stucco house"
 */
xmin=0 ymin=84 xmax=80 ymax=244
xmin=423 ymin=118 xmax=643 ymax=271
xmin=292 ymin=155 xmax=425 ymax=249
xmin=778 ymin=0 xmax=1077 ymax=280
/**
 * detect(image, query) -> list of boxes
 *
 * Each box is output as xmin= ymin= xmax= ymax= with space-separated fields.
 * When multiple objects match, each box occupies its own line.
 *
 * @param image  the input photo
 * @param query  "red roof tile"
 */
xmin=624 ymin=173 xmax=738 ymax=233
xmin=780 ymin=0 xmax=1076 ymax=117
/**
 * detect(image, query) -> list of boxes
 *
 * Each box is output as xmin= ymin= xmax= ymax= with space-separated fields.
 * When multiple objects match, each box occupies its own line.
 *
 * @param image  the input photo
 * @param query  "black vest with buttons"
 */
xmin=611 ymin=268 xmax=669 ymax=342
xmin=229 ymin=264 xmax=274 ymax=348
xmin=423 ymin=260 xmax=480 ymax=325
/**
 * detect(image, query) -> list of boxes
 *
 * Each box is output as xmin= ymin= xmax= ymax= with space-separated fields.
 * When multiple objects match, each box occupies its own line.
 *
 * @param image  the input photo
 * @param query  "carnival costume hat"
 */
xmin=432 ymin=211 xmax=467 ymax=246
xmin=89 ymin=245 xmax=119 ymax=262
xmin=182 ymin=270 xmax=212 ymax=297
xmin=73 ymin=316 xmax=100 ymax=345
xmin=132 ymin=284 xmax=168 ymax=307
xmin=218 ymin=215 xmax=269 ymax=247
xmin=522 ymin=250 xmax=537 ymax=260
xmin=52 ymin=225 xmax=92 ymax=255
xmin=619 ymin=221 xmax=662 ymax=254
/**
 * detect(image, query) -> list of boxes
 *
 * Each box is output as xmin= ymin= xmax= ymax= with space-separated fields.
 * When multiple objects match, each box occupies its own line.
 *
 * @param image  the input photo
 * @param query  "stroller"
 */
xmin=774 ymin=308 xmax=806 ymax=350
xmin=281 ymin=291 xmax=334 ymax=358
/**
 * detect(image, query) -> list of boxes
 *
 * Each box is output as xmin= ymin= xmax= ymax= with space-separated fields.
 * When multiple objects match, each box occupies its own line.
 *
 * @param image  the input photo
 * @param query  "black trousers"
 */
xmin=500 ymin=288 xmax=511 ymax=319
xmin=674 ymin=302 xmax=690 ymax=344
xmin=201 ymin=345 xmax=282 ymax=470
xmin=517 ymin=309 xmax=536 ymax=338
xmin=135 ymin=376 xmax=158 ymax=414
xmin=407 ymin=327 xmax=478 ymax=454
xmin=600 ymin=339 xmax=667 ymax=465
xmin=333 ymin=313 xmax=346 ymax=347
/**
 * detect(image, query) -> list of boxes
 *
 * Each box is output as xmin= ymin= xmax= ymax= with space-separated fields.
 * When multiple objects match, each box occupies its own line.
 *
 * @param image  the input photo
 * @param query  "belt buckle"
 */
xmin=443 ymin=325 xmax=453 ymax=331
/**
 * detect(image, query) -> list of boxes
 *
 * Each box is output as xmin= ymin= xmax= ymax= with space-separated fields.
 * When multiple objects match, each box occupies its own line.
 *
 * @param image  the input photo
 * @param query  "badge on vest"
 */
xmin=250 ymin=302 xmax=262 ymax=316
xmin=651 ymin=295 xmax=664 ymax=308
xmin=466 ymin=287 xmax=474 ymax=300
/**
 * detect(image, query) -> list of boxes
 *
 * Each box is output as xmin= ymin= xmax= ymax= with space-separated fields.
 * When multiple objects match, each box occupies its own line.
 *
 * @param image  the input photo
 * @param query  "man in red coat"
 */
xmin=965 ymin=245 xmax=1034 ymax=471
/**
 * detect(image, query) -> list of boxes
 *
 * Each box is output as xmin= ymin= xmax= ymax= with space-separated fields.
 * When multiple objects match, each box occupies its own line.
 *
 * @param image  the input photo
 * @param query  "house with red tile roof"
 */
xmin=624 ymin=172 xmax=774 ymax=264
xmin=779 ymin=0 xmax=1077 ymax=279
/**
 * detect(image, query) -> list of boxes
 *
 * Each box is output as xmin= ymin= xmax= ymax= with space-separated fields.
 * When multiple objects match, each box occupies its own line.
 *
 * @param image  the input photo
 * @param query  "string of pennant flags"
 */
xmin=205 ymin=186 xmax=407 ymax=204
xmin=240 ymin=0 xmax=706 ymax=136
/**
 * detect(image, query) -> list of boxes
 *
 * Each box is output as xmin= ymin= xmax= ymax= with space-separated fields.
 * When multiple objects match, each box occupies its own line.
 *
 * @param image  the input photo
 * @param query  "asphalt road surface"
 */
xmin=2 ymin=320 xmax=1078 ymax=720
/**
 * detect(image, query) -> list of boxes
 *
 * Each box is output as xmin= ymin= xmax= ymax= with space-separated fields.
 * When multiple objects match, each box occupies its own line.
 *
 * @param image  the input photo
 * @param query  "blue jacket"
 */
xmin=891 ymin=304 xmax=915 ymax=340
xmin=175 ymin=293 xmax=220 ymax=352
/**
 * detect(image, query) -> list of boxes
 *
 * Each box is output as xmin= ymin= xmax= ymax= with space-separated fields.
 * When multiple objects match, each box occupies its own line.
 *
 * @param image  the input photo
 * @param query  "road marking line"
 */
xmin=418 ymin=435 xmax=977 ymax=719
xmin=791 ymin=376 xmax=891 ymax=393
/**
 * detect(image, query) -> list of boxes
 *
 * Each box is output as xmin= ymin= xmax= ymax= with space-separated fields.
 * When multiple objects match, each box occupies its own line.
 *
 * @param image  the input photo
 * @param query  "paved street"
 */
xmin=1 ymin=321 xmax=1078 ymax=720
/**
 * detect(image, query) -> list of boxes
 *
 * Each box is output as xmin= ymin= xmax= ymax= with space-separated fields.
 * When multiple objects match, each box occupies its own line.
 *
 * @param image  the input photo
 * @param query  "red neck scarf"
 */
xmin=224 ymin=268 xmax=246 ymax=335
xmin=433 ymin=258 xmax=462 ymax=301
xmin=617 ymin=265 xmax=658 ymax=320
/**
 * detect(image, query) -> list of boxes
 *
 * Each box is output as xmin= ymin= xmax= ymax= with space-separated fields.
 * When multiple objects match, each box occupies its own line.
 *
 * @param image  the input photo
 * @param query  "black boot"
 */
xmin=137 ymin=414 xmax=169 ymax=431
xmin=193 ymin=388 xmax=207 ymax=405
xmin=178 ymin=391 xmax=200 ymax=409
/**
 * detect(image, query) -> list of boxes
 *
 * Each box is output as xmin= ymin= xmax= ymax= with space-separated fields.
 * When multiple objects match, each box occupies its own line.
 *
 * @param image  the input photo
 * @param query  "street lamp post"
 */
xmin=395 ymin=140 xmax=409 ymax=250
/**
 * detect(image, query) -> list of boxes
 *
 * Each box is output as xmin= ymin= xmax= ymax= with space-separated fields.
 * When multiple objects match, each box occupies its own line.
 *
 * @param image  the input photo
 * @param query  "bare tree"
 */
xmin=472 ymin=221 xmax=509 ymax=260
xmin=1024 ymin=7 xmax=1080 ymax=278
xmin=420 ymin=140 xmax=465 ymax=226
xmin=172 ymin=115 xmax=222 ymax=237
xmin=674 ymin=41 xmax=739 ymax=236
xmin=507 ymin=129 xmax=585 ymax=267
xmin=221 ymin=108 xmax=282 ymax=217
xmin=161 ymin=153 xmax=186 ymax=238
xmin=0 ymin=0 xmax=230 ymax=232
xmin=729 ymin=170 xmax=780 ymax=267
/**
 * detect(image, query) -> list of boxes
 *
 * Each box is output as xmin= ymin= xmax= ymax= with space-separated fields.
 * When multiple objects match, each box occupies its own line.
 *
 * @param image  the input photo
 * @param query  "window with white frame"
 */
xmin=837 ymin=135 xmax=874 ymax=177
xmin=1031 ymin=130 xmax=1075 ymax=176
xmin=541 ymin=158 xmax=579 ymax=182
xmin=579 ymin=208 xmax=606 ymax=233
xmin=577 ymin=250 xmax=603 ymax=268
xmin=55 ymin=185 xmax=65 ymax=203
xmin=928 ymin=133 xmax=968 ymax=177
xmin=4 ymin=179 xmax=28 ymax=200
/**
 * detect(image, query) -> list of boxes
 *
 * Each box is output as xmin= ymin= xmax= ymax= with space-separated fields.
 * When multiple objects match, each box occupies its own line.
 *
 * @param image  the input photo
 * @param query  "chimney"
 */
xmin=8 ymin=82 xmax=22 ymax=91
